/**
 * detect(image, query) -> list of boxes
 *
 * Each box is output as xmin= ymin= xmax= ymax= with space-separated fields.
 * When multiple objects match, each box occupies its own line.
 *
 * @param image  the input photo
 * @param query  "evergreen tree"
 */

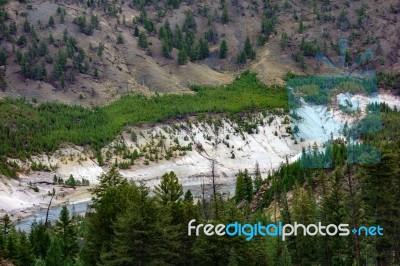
xmin=360 ymin=149 xmax=400 ymax=264
xmin=173 ymin=24 xmax=182 ymax=49
xmin=219 ymin=39 xmax=228 ymax=59
xmin=90 ymin=166 xmax=128 ymax=202
xmin=2 ymin=214 xmax=11 ymax=234
xmin=227 ymin=247 xmax=239 ymax=266
xmin=34 ymin=258 xmax=46 ymax=266
xmin=197 ymin=38 xmax=209 ymax=60
xmin=161 ymin=38 xmax=170 ymax=58
xmin=184 ymin=189 xmax=193 ymax=202
xmin=138 ymin=32 xmax=148 ymax=49
xmin=253 ymin=162 xmax=263 ymax=192
xmin=183 ymin=10 xmax=196 ymax=32
xmin=235 ymin=170 xmax=245 ymax=203
xmin=97 ymin=43 xmax=104 ymax=57
xmin=155 ymin=171 xmax=183 ymax=205
xmin=222 ymin=6 xmax=229 ymax=24
xmin=45 ymin=237 xmax=64 ymax=266
xmin=177 ymin=46 xmax=188 ymax=65
xmin=134 ymin=26 xmax=139 ymax=37
xmin=48 ymin=32 xmax=54 ymax=44
xmin=48 ymin=15 xmax=55 ymax=28
xmin=17 ymin=233 xmax=35 ymax=266
xmin=290 ymin=185 xmax=319 ymax=265
xmin=0 ymin=48 xmax=7 ymax=65
xmin=100 ymin=183 xmax=179 ymax=265
xmin=29 ymin=221 xmax=50 ymax=258
xmin=94 ymin=68 xmax=99 ymax=79
xmin=116 ymin=33 xmax=124 ymax=44
xmin=55 ymin=206 xmax=79 ymax=261
xmin=243 ymin=169 xmax=253 ymax=201
xmin=244 ymin=36 xmax=252 ymax=57
xmin=235 ymin=50 xmax=247 ymax=65
xmin=5 ymin=229 xmax=19 ymax=263
xmin=23 ymin=19 xmax=31 ymax=33
xmin=81 ymin=178 xmax=137 ymax=265
xmin=320 ymin=170 xmax=352 ymax=265
xmin=0 ymin=68 xmax=5 ymax=88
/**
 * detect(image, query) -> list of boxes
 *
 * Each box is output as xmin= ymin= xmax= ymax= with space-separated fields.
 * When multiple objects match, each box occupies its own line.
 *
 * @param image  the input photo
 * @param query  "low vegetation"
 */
xmin=0 ymin=72 xmax=287 ymax=176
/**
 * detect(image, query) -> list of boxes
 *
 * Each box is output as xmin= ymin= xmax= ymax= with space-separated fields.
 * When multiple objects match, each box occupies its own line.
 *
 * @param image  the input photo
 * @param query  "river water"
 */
xmin=15 ymin=201 xmax=92 ymax=232
xmin=15 ymin=181 xmax=236 ymax=232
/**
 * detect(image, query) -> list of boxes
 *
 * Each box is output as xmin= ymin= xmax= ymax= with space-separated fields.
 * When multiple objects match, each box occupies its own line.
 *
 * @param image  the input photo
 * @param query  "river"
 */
xmin=15 ymin=201 xmax=92 ymax=232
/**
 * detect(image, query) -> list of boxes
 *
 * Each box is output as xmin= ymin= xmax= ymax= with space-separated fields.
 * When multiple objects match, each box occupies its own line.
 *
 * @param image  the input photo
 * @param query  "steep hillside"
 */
xmin=0 ymin=0 xmax=399 ymax=105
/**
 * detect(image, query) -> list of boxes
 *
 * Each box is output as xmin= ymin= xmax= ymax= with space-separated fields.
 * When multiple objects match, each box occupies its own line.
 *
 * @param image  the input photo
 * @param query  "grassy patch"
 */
xmin=0 ymin=72 xmax=287 ymax=164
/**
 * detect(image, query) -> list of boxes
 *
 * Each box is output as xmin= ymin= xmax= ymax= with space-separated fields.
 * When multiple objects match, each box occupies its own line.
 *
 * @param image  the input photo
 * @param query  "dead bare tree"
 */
xmin=45 ymin=188 xmax=56 ymax=227
xmin=200 ymin=179 xmax=209 ymax=220
xmin=209 ymin=159 xmax=221 ymax=219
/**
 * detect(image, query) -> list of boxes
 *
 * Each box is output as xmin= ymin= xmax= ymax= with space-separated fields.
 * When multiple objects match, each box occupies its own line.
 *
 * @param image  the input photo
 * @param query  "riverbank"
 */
xmin=2 ymin=91 xmax=399 ymax=226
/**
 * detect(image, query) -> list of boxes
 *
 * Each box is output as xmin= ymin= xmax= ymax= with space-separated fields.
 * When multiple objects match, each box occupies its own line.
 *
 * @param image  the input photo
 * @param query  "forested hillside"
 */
xmin=0 ymin=0 xmax=399 ymax=265
xmin=0 ymin=104 xmax=398 ymax=265
xmin=0 ymin=71 xmax=287 ymax=177
xmin=0 ymin=0 xmax=399 ymax=104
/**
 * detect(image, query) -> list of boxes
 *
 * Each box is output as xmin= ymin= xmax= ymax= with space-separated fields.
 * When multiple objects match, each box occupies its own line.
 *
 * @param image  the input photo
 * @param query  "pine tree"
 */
xmin=173 ymin=25 xmax=182 ymax=49
xmin=100 ymin=184 xmax=179 ymax=265
xmin=94 ymin=68 xmax=99 ymax=79
xmin=197 ymin=38 xmax=209 ymax=60
xmin=183 ymin=10 xmax=196 ymax=32
xmin=55 ymin=206 xmax=79 ymax=261
xmin=155 ymin=171 xmax=183 ymax=205
xmin=90 ymin=166 xmax=128 ymax=202
xmin=2 ymin=214 xmax=11 ymax=234
xmin=138 ymin=32 xmax=148 ymax=49
xmin=116 ymin=33 xmax=124 ymax=44
xmin=222 ymin=6 xmax=229 ymax=24
xmin=184 ymin=189 xmax=193 ymax=202
xmin=227 ymin=247 xmax=239 ymax=266
xmin=290 ymin=185 xmax=319 ymax=265
xmin=23 ymin=19 xmax=31 ymax=33
xmin=177 ymin=46 xmax=188 ymax=65
xmin=5 ymin=229 xmax=19 ymax=262
xmin=321 ymin=170 xmax=352 ymax=265
xmin=219 ymin=39 xmax=228 ymax=59
xmin=244 ymin=36 xmax=252 ymax=57
xmin=45 ymin=237 xmax=64 ymax=266
xmin=0 ymin=48 xmax=7 ymax=65
xmin=48 ymin=32 xmax=54 ymax=44
xmin=81 ymin=181 xmax=138 ymax=265
xmin=235 ymin=50 xmax=247 ymax=65
xmin=48 ymin=16 xmax=55 ymax=28
xmin=17 ymin=233 xmax=35 ymax=266
xmin=253 ymin=162 xmax=263 ymax=192
xmin=0 ymin=68 xmax=6 ymax=88
xmin=243 ymin=169 xmax=253 ymax=201
xmin=34 ymin=258 xmax=46 ymax=266
xmin=235 ymin=170 xmax=245 ymax=203
xmin=134 ymin=26 xmax=139 ymax=37
xmin=162 ymin=39 xmax=170 ymax=58
xmin=29 ymin=221 xmax=50 ymax=258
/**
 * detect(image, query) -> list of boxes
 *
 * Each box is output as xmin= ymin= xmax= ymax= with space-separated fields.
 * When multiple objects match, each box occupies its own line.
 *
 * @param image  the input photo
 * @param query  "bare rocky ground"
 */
xmin=1 ymin=0 xmax=399 ymax=105
xmin=2 ymin=90 xmax=400 ymax=223
xmin=1 ymin=113 xmax=301 ymax=221
xmin=1 ymin=0 xmax=400 ymax=224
